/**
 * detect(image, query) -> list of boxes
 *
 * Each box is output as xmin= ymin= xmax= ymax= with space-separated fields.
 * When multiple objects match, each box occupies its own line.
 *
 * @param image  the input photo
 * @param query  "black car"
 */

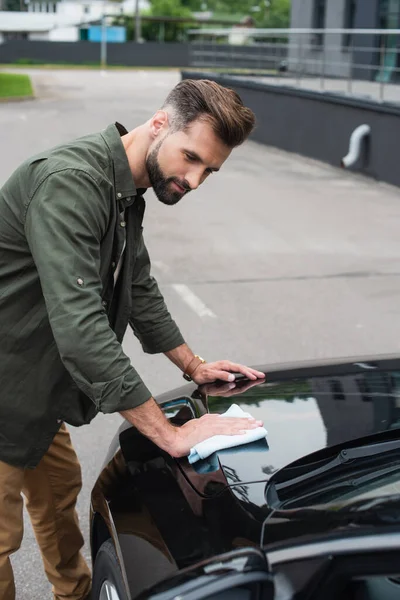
xmin=90 ymin=354 xmax=400 ymax=600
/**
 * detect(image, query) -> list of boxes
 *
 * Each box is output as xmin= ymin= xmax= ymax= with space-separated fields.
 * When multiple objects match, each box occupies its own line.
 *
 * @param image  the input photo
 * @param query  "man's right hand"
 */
xmin=121 ymin=397 xmax=263 ymax=460
xmin=167 ymin=412 xmax=263 ymax=458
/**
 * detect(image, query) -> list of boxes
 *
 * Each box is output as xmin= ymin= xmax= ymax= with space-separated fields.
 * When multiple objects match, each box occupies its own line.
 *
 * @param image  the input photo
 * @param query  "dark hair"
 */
xmin=162 ymin=79 xmax=256 ymax=148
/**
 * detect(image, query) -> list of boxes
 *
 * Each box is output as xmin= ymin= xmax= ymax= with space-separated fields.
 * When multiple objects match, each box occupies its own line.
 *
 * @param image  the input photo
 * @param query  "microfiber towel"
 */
xmin=188 ymin=404 xmax=268 ymax=464
xmin=192 ymin=438 xmax=269 ymax=474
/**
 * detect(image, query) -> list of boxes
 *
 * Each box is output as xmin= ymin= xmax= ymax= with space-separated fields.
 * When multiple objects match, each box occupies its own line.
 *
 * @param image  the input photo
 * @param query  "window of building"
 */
xmin=313 ymin=0 xmax=326 ymax=45
xmin=329 ymin=379 xmax=346 ymax=401
xmin=313 ymin=0 xmax=326 ymax=28
xmin=379 ymin=0 xmax=400 ymax=28
xmin=378 ymin=0 xmax=400 ymax=74
xmin=356 ymin=378 xmax=372 ymax=402
xmin=4 ymin=32 xmax=28 ymax=40
xmin=343 ymin=0 xmax=357 ymax=47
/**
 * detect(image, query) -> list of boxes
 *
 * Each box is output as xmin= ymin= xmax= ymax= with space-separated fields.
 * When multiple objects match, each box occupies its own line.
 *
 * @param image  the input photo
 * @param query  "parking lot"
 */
xmin=2 ymin=68 xmax=400 ymax=598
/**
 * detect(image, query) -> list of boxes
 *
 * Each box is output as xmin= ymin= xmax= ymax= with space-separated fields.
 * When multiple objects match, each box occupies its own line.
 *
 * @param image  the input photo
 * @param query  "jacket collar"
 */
xmin=101 ymin=122 xmax=142 ymax=208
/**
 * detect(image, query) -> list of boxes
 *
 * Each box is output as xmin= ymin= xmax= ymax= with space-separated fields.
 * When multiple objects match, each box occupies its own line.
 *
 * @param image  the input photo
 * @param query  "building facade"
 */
xmin=290 ymin=0 xmax=400 ymax=81
xmin=0 ymin=0 xmax=148 ymax=42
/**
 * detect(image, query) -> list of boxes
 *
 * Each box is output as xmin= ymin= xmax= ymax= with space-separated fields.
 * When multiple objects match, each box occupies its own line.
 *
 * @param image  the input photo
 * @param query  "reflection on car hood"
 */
xmin=105 ymin=355 xmax=400 ymax=562
xmin=171 ymin=355 xmax=400 ymax=506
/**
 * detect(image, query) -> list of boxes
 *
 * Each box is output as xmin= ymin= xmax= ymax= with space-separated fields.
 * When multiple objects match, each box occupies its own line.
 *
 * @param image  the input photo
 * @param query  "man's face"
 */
xmin=146 ymin=118 xmax=232 ymax=206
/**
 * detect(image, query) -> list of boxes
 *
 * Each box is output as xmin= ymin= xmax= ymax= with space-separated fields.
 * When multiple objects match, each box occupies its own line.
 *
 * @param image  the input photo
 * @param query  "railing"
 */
xmin=187 ymin=28 xmax=400 ymax=104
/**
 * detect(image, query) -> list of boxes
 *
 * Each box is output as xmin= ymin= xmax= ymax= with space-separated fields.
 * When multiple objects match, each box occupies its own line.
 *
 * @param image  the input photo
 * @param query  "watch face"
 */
xmin=183 ymin=373 xmax=192 ymax=382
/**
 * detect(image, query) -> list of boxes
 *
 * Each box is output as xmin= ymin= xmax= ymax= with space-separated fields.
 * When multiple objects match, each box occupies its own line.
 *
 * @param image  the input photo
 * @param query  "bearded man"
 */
xmin=0 ymin=78 xmax=264 ymax=600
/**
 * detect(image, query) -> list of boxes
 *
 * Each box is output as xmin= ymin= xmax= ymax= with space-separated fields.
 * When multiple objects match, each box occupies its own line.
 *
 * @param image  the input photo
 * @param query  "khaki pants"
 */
xmin=0 ymin=424 xmax=92 ymax=600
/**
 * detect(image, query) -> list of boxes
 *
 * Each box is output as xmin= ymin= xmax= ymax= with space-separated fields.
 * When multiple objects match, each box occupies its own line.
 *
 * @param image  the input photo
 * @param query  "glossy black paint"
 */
xmin=90 ymin=354 xmax=400 ymax=599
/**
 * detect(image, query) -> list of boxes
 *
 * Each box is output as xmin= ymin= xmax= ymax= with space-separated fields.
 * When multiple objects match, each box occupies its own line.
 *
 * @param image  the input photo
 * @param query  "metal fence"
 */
xmin=188 ymin=28 xmax=400 ymax=104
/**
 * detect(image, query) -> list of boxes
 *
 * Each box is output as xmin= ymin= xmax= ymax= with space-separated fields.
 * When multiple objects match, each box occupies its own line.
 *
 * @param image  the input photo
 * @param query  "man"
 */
xmin=0 ymin=78 xmax=265 ymax=600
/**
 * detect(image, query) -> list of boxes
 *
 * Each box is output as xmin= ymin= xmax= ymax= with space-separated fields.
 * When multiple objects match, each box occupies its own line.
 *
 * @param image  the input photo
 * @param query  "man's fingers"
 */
xmin=250 ymin=368 xmax=265 ymax=378
xmin=214 ymin=370 xmax=236 ymax=382
xmin=217 ymin=418 xmax=263 ymax=433
xmin=217 ymin=362 xmax=265 ymax=381
xmin=201 ymin=414 xmax=263 ymax=434
xmin=174 ymin=413 xmax=265 ymax=456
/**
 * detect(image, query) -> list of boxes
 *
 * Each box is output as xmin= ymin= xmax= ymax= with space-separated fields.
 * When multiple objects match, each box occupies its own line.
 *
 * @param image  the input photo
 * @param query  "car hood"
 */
xmin=166 ymin=354 xmax=400 ymax=504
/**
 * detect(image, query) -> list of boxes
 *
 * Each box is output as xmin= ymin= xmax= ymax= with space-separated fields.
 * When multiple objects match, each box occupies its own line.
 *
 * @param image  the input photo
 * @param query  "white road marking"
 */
xmin=152 ymin=260 xmax=170 ymax=273
xmin=172 ymin=284 xmax=216 ymax=319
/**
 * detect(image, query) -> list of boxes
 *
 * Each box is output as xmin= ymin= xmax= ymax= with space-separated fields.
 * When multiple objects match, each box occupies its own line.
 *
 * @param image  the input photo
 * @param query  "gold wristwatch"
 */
xmin=183 ymin=355 xmax=206 ymax=381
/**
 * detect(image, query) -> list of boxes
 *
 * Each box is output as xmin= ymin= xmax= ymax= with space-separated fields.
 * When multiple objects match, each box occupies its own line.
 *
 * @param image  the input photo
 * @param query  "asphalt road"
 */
xmin=2 ymin=68 xmax=400 ymax=599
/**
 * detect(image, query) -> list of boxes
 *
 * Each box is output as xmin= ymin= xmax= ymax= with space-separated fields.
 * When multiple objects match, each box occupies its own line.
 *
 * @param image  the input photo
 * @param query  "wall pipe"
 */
xmin=341 ymin=124 xmax=371 ymax=168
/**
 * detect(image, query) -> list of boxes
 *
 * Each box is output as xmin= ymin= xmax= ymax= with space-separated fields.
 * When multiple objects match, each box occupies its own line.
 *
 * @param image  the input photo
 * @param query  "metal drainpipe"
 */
xmin=341 ymin=124 xmax=371 ymax=168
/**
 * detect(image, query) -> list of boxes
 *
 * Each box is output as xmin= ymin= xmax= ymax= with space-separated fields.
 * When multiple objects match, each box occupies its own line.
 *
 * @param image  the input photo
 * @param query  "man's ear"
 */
xmin=150 ymin=110 xmax=169 ymax=139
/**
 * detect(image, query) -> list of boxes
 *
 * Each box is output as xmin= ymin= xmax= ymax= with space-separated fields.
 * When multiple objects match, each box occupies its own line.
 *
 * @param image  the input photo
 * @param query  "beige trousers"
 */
xmin=0 ymin=424 xmax=92 ymax=600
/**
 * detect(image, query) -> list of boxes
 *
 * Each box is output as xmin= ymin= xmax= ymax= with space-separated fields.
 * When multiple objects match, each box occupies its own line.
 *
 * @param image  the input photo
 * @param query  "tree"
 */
xmin=142 ymin=0 xmax=193 ymax=42
xmin=4 ymin=0 xmax=23 ymax=11
xmin=114 ymin=0 xmax=193 ymax=42
xmin=180 ymin=0 xmax=203 ymax=10
xmin=197 ymin=0 xmax=290 ymax=27
xmin=255 ymin=0 xmax=291 ymax=27
xmin=114 ymin=0 xmax=291 ymax=43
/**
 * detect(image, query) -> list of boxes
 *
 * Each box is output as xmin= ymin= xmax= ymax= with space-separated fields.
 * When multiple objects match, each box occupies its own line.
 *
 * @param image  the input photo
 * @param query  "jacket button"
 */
xmin=111 ymin=262 xmax=116 ymax=268
xmin=117 ymin=192 xmax=122 ymax=198
xmin=120 ymin=221 xmax=126 ymax=228
xmin=77 ymin=278 xmax=84 ymax=286
xmin=102 ymin=300 xmax=107 ymax=307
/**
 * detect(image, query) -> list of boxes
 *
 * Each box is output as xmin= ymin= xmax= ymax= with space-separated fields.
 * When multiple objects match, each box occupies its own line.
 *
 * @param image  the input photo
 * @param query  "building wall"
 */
xmin=290 ymin=0 xmax=315 ymax=27
xmin=289 ymin=0 xmax=379 ymax=79
xmin=29 ymin=32 xmax=51 ymax=41
xmin=288 ymin=0 xmax=314 ymax=74
xmin=323 ymin=0 xmax=351 ymax=77
xmin=48 ymin=26 xmax=79 ymax=41
xmin=27 ymin=0 xmax=123 ymax=20
xmin=26 ymin=0 xmax=149 ymax=17
xmin=352 ymin=0 xmax=380 ymax=80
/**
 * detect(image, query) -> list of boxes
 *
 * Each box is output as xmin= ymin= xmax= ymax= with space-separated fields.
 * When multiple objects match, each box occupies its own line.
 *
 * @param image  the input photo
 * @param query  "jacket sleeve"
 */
xmin=24 ymin=168 xmax=153 ymax=414
xmin=129 ymin=232 xmax=185 ymax=354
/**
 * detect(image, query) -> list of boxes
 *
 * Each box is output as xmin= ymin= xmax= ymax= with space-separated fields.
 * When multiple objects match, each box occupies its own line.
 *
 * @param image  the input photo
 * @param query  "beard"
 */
xmin=146 ymin=140 xmax=191 ymax=206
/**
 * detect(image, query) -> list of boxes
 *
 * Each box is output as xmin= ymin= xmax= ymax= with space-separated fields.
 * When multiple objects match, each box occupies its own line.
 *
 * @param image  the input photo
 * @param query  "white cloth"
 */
xmin=188 ymin=404 xmax=268 ymax=464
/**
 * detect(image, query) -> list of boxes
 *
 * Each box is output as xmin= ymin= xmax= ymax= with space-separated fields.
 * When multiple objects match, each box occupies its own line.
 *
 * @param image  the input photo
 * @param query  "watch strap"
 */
xmin=183 ymin=355 xmax=206 ymax=381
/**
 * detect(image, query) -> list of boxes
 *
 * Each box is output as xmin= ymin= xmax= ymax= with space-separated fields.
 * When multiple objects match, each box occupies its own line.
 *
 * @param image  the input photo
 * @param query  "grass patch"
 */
xmin=0 ymin=73 xmax=33 ymax=98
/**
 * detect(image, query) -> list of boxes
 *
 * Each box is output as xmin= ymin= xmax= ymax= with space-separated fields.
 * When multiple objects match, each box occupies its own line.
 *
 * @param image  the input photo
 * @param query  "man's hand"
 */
xmin=168 ymin=412 xmax=264 ymax=458
xmin=199 ymin=378 xmax=262 ymax=398
xmin=192 ymin=360 xmax=265 ymax=385
xmin=121 ymin=397 xmax=263 ymax=460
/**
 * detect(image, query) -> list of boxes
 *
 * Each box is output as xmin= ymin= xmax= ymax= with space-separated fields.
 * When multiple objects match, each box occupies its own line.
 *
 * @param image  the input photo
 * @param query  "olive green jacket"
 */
xmin=0 ymin=123 xmax=184 ymax=468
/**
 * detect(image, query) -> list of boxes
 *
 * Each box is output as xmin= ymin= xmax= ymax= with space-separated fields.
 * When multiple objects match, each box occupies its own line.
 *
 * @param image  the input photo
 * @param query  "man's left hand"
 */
xmin=192 ymin=360 xmax=265 ymax=385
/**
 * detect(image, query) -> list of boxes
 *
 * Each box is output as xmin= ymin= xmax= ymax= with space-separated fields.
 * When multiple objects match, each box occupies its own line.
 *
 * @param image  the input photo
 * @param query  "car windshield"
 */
xmin=265 ymin=433 xmax=400 ymax=510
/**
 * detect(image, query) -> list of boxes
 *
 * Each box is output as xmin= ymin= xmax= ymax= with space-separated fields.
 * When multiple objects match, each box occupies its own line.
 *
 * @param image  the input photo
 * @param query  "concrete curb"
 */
xmin=0 ymin=94 xmax=35 ymax=103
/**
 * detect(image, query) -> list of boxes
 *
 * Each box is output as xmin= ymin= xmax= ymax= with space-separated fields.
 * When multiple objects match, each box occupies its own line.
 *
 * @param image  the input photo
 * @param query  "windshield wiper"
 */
xmin=266 ymin=437 xmax=400 ymax=509
xmin=279 ymin=439 xmax=400 ymax=491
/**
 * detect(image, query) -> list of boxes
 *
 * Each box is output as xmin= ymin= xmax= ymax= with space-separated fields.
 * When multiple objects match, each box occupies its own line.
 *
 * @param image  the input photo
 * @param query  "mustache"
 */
xmin=169 ymin=177 xmax=191 ymax=192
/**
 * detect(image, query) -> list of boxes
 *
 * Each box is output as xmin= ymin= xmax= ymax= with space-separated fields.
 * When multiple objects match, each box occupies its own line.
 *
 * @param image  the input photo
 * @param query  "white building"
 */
xmin=0 ymin=0 xmax=149 ymax=42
